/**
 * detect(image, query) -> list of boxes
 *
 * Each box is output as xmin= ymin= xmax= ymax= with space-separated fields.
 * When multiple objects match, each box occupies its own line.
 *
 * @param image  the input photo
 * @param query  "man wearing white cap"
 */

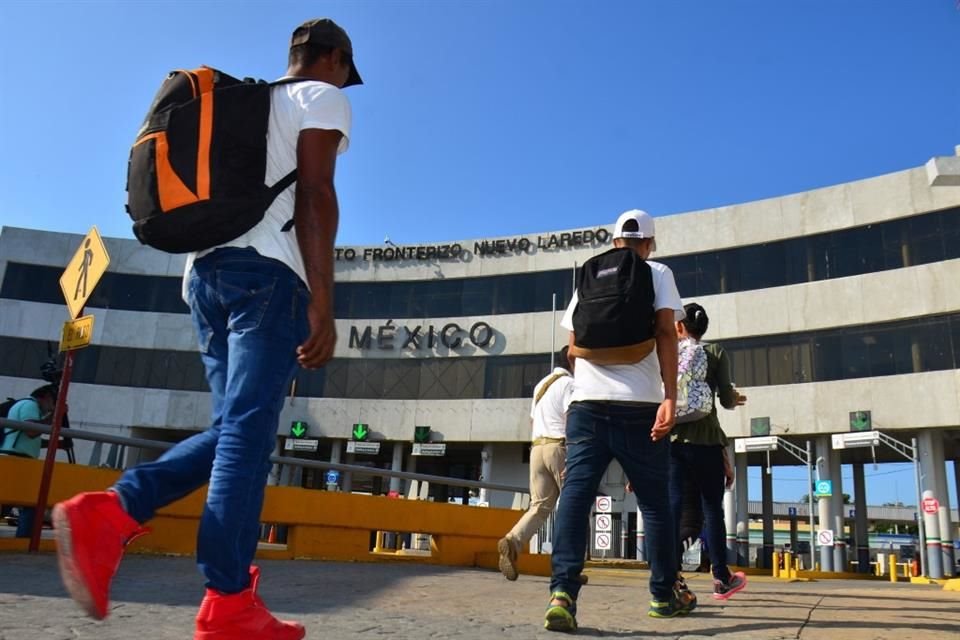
xmin=544 ymin=210 xmax=686 ymax=632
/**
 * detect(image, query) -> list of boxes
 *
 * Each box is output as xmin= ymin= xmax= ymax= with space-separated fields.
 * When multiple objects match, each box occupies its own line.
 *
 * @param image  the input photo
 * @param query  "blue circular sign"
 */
xmin=326 ymin=470 xmax=340 ymax=484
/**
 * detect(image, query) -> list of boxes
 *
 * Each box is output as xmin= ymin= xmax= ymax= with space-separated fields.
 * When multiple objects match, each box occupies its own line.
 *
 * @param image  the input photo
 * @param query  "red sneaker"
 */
xmin=52 ymin=491 xmax=147 ymax=620
xmin=194 ymin=566 xmax=305 ymax=640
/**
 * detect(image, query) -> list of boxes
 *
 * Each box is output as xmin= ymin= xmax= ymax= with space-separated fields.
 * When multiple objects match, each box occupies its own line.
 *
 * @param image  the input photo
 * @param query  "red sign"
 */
xmin=922 ymin=497 xmax=940 ymax=514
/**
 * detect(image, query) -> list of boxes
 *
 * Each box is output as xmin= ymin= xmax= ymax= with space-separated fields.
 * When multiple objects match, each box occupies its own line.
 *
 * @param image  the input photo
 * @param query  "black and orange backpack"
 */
xmin=126 ymin=67 xmax=299 ymax=253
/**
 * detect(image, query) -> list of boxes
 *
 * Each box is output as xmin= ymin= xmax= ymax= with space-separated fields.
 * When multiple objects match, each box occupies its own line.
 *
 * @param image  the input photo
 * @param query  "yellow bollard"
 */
xmin=772 ymin=551 xmax=781 ymax=578
xmin=889 ymin=553 xmax=898 ymax=583
xmin=373 ymin=530 xmax=386 ymax=553
xmin=794 ymin=556 xmax=801 ymax=578
xmin=782 ymin=551 xmax=793 ymax=579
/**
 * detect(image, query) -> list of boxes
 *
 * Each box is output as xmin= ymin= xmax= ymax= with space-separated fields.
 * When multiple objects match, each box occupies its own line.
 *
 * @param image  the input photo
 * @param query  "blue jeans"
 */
xmin=113 ymin=248 xmax=309 ymax=593
xmin=15 ymin=506 xmax=35 ymax=538
xmin=550 ymin=402 xmax=676 ymax=602
xmin=669 ymin=442 xmax=731 ymax=582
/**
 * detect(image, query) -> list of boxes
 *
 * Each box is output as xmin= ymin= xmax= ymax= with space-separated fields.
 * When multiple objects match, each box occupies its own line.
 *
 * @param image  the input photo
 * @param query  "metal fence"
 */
xmin=0 ymin=417 xmax=530 ymax=499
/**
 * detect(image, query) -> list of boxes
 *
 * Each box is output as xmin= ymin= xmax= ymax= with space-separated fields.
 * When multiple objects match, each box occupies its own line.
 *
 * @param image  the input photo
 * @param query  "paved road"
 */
xmin=0 ymin=554 xmax=958 ymax=639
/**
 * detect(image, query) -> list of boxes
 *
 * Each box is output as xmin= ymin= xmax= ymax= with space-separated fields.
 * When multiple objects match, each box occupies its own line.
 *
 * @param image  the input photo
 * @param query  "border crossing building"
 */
xmin=2 ymin=150 xmax=959 ymax=573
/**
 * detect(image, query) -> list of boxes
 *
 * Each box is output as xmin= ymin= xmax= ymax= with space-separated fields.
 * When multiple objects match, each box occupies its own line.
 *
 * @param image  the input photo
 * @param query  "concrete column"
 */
xmin=635 ymin=507 xmax=645 ymax=561
xmin=917 ymin=430 xmax=946 ymax=577
xmin=931 ymin=434 xmax=955 ymax=577
xmin=923 ymin=489 xmax=944 ymax=579
xmin=326 ymin=440 xmax=342 ymax=491
xmin=86 ymin=441 xmax=103 ymax=467
xmin=342 ymin=452 xmax=354 ymax=493
xmin=405 ymin=451 xmax=418 ymax=475
xmin=829 ymin=451 xmax=847 ymax=571
xmin=389 ymin=442 xmax=404 ymax=495
xmin=955 ymin=460 xmax=960 ymax=552
xmin=724 ymin=444 xmax=737 ymax=566
xmin=815 ymin=437 xmax=834 ymax=571
xmin=478 ymin=444 xmax=494 ymax=504
xmin=735 ymin=452 xmax=750 ymax=566
xmin=853 ymin=463 xmax=870 ymax=573
xmin=761 ymin=466 xmax=774 ymax=569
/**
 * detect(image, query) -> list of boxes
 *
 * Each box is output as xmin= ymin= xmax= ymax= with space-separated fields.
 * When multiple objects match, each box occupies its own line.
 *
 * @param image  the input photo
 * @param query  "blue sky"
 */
xmin=1 ymin=1 xmax=958 ymax=506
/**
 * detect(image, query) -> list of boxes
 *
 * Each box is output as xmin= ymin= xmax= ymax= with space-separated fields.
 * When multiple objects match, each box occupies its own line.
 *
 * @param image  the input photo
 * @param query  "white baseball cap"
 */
xmin=613 ymin=209 xmax=657 ymax=249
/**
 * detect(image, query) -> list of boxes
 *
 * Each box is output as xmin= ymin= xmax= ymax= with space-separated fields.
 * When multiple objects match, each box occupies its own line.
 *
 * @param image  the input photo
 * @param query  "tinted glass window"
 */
xmin=943 ymin=209 xmax=960 ymax=261
xmin=483 ymin=354 xmax=551 ymax=399
xmin=1 ymin=313 xmax=958 ymax=400
xmin=668 ymin=254 xmax=697 ymax=298
xmin=905 ymin=214 xmax=944 ymax=267
xmin=423 ymin=280 xmax=463 ymax=317
xmin=3 ymin=207 xmax=958 ymax=318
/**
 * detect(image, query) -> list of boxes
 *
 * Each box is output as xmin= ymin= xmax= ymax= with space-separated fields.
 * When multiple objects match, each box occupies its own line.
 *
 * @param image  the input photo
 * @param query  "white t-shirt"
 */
xmin=182 ymin=80 xmax=352 ymax=299
xmin=560 ymin=260 xmax=684 ymax=404
xmin=530 ymin=368 xmax=574 ymax=440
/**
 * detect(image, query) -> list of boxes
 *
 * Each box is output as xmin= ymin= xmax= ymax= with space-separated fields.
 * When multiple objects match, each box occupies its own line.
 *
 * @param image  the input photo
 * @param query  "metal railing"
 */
xmin=0 ymin=417 xmax=530 ymax=497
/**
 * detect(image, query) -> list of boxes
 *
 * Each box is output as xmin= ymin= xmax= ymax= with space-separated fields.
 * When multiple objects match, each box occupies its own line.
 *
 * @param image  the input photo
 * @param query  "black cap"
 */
xmin=290 ymin=18 xmax=363 ymax=87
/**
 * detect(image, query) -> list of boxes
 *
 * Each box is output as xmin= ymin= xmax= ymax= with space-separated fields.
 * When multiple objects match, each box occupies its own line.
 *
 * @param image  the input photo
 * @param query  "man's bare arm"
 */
xmin=294 ymin=128 xmax=342 ymax=369
xmin=651 ymin=308 xmax=678 ymax=440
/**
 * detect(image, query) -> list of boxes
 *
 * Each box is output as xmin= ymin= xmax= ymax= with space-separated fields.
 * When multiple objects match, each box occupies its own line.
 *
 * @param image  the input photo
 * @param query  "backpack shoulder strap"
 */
xmin=534 ymin=371 xmax=570 ymax=406
xmin=263 ymin=77 xmax=307 ymax=232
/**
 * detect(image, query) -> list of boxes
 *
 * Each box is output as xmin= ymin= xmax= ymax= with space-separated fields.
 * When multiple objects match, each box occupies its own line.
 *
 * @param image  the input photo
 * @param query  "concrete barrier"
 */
xmin=0 ymin=457 xmax=526 ymax=571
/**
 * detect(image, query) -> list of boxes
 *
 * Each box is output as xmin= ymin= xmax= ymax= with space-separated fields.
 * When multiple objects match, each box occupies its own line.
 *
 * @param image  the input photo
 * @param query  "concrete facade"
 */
xmin=2 ymin=153 xmax=960 ymax=523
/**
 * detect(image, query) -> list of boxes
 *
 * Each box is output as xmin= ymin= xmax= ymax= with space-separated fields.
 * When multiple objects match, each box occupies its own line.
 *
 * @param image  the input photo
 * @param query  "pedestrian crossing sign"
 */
xmin=59 ymin=226 xmax=110 ymax=320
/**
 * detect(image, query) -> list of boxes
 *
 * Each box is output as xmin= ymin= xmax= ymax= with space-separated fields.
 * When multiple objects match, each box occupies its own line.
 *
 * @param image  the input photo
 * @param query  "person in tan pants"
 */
xmin=498 ymin=346 xmax=574 ymax=580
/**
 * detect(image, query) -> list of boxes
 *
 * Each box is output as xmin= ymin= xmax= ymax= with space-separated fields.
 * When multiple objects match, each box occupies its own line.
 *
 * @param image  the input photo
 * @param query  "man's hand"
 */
xmin=735 ymin=390 xmax=747 ymax=406
xmin=298 ymin=300 xmax=336 ymax=369
xmin=723 ymin=451 xmax=735 ymax=489
xmin=651 ymin=398 xmax=675 ymax=441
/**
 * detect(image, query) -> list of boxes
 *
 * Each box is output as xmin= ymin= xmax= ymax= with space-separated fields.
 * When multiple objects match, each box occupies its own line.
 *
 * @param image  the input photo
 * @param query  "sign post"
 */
xmin=30 ymin=227 xmax=109 ymax=552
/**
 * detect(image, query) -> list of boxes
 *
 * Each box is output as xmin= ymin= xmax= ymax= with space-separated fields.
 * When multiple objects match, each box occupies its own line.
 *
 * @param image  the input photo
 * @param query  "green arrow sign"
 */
xmin=750 ymin=417 xmax=771 ymax=437
xmin=290 ymin=421 xmax=307 ymax=438
xmin=849 ymin=411 xmax=871 ymax=432
xmin=414 ymin=426 xmax=431 ymax=443
xmin=352 ymin=423 xmax=369 ymax=441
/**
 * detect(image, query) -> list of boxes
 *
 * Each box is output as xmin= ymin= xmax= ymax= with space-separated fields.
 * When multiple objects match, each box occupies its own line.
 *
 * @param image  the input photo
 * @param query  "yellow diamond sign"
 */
xmin=59 ymin=226 xmax=110 ymax=320
xmin=60 ymin=315 xmax=95 ymax=352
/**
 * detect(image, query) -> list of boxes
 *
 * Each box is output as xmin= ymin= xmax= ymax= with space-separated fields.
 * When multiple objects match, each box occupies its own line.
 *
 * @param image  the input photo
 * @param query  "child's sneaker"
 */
xmin=712 ymin=571 xmax=747 ymax=600
xmin=674 ymin=576 xmax=698 ymax=612
xmin=648 ymin=592 xmax=695 ymax=618
xmin=544 ymin=591 xmax=577 ymax=632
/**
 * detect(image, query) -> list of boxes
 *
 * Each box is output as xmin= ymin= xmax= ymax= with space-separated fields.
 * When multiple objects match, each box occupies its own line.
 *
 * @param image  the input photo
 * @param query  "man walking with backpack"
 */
xmin=498 ymin=346 xmax=575 ymax=581
xmin=544 ymin=210 xmax=685 ymax=632
xmin=52 ymin=19 xmax=361 ymax=639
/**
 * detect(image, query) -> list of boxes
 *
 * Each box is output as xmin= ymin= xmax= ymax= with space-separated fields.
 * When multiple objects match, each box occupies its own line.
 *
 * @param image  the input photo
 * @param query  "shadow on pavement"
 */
xmin=0 ymin=553 xmax=467 ymax=613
